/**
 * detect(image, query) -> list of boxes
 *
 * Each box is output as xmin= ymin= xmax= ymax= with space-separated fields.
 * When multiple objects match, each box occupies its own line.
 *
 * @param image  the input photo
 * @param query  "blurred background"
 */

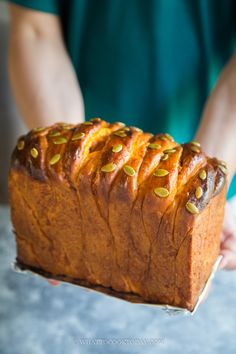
xmin=0 ymin=2 xmax=236 ymax=354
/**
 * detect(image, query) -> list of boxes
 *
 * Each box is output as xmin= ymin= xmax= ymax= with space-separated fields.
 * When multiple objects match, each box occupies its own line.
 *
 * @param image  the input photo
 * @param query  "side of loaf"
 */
xmin=9 ymin=118 xmax=227 ymax=310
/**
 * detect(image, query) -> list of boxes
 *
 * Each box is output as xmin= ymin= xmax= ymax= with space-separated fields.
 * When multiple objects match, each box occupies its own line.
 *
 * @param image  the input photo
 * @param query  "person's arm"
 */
xmin=8 ymin=4 xmax=84 ymax=129
xmin=195 ymin=53 xmax=236 ymax=270
xmin=195 ymin=54 xmax=236 ymax=183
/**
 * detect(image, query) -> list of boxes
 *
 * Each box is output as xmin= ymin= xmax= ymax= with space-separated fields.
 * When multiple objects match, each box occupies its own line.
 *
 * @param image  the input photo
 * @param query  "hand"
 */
xmin=48 ymin=279 xmax=60 ymax=286
xmin=219 ymin=201 xmax=236 ymax=270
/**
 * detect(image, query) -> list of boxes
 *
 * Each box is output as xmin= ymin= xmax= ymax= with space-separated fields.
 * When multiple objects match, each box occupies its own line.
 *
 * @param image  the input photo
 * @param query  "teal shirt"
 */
xmin=9 ymin=0 xmax=236 ymax=198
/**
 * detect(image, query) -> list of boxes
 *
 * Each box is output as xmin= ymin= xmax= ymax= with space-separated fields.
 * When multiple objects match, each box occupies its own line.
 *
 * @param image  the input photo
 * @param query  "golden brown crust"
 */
xmin=9 ymin=119 xmax=227 ymax=310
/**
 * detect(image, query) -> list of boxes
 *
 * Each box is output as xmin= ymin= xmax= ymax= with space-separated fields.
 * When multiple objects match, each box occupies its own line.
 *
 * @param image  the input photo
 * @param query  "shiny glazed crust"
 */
xmin=8 ymin=118 xmax=227 ymax=310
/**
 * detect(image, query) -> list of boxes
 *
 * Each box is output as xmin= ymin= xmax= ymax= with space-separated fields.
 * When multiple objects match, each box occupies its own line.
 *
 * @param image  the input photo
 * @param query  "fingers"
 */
xmin=220 ymin=231 xmax=227 ymax=242
xmin=48 ymin=279 xmax=60 ymax=286
xmin=223 ymin=202 xmax=236 ymax=233
xmin=220 ymin=227 xmax=236 ymax=270
xmin=219 ymin=250 xmax=236 ymax=270
xmin=221 ymin=236 xmax=236 ymax=253
xmin=219 ymin=201 xmax=236 ymax=270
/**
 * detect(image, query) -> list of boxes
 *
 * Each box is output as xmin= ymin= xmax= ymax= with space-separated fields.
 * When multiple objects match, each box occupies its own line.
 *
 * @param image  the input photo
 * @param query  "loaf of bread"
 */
xmin=9 ymin=118 xmax=227 ymax=310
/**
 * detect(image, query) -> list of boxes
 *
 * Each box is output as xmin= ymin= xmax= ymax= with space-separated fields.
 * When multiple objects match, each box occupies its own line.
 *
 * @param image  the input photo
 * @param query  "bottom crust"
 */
xmin=15 ymin=258 xmax=198 ymax=312
xmin=14 ymin=259 xmax=208 ymax=314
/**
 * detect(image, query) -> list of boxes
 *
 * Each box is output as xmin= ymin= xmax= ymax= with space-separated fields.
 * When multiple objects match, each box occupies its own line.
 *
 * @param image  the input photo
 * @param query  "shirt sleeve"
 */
xmin=8 ymin=0 xmax=60 ymax=15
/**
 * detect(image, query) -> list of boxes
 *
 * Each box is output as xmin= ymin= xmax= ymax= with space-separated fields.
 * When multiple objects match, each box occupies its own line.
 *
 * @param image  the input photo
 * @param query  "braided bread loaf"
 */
xmin=9 ymin=118 xmax=227 ymax=310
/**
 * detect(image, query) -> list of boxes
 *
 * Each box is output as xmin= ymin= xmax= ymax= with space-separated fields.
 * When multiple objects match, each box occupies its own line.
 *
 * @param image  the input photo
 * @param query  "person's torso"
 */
xmin=60 ymin=0 xmax=235 ymax=140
